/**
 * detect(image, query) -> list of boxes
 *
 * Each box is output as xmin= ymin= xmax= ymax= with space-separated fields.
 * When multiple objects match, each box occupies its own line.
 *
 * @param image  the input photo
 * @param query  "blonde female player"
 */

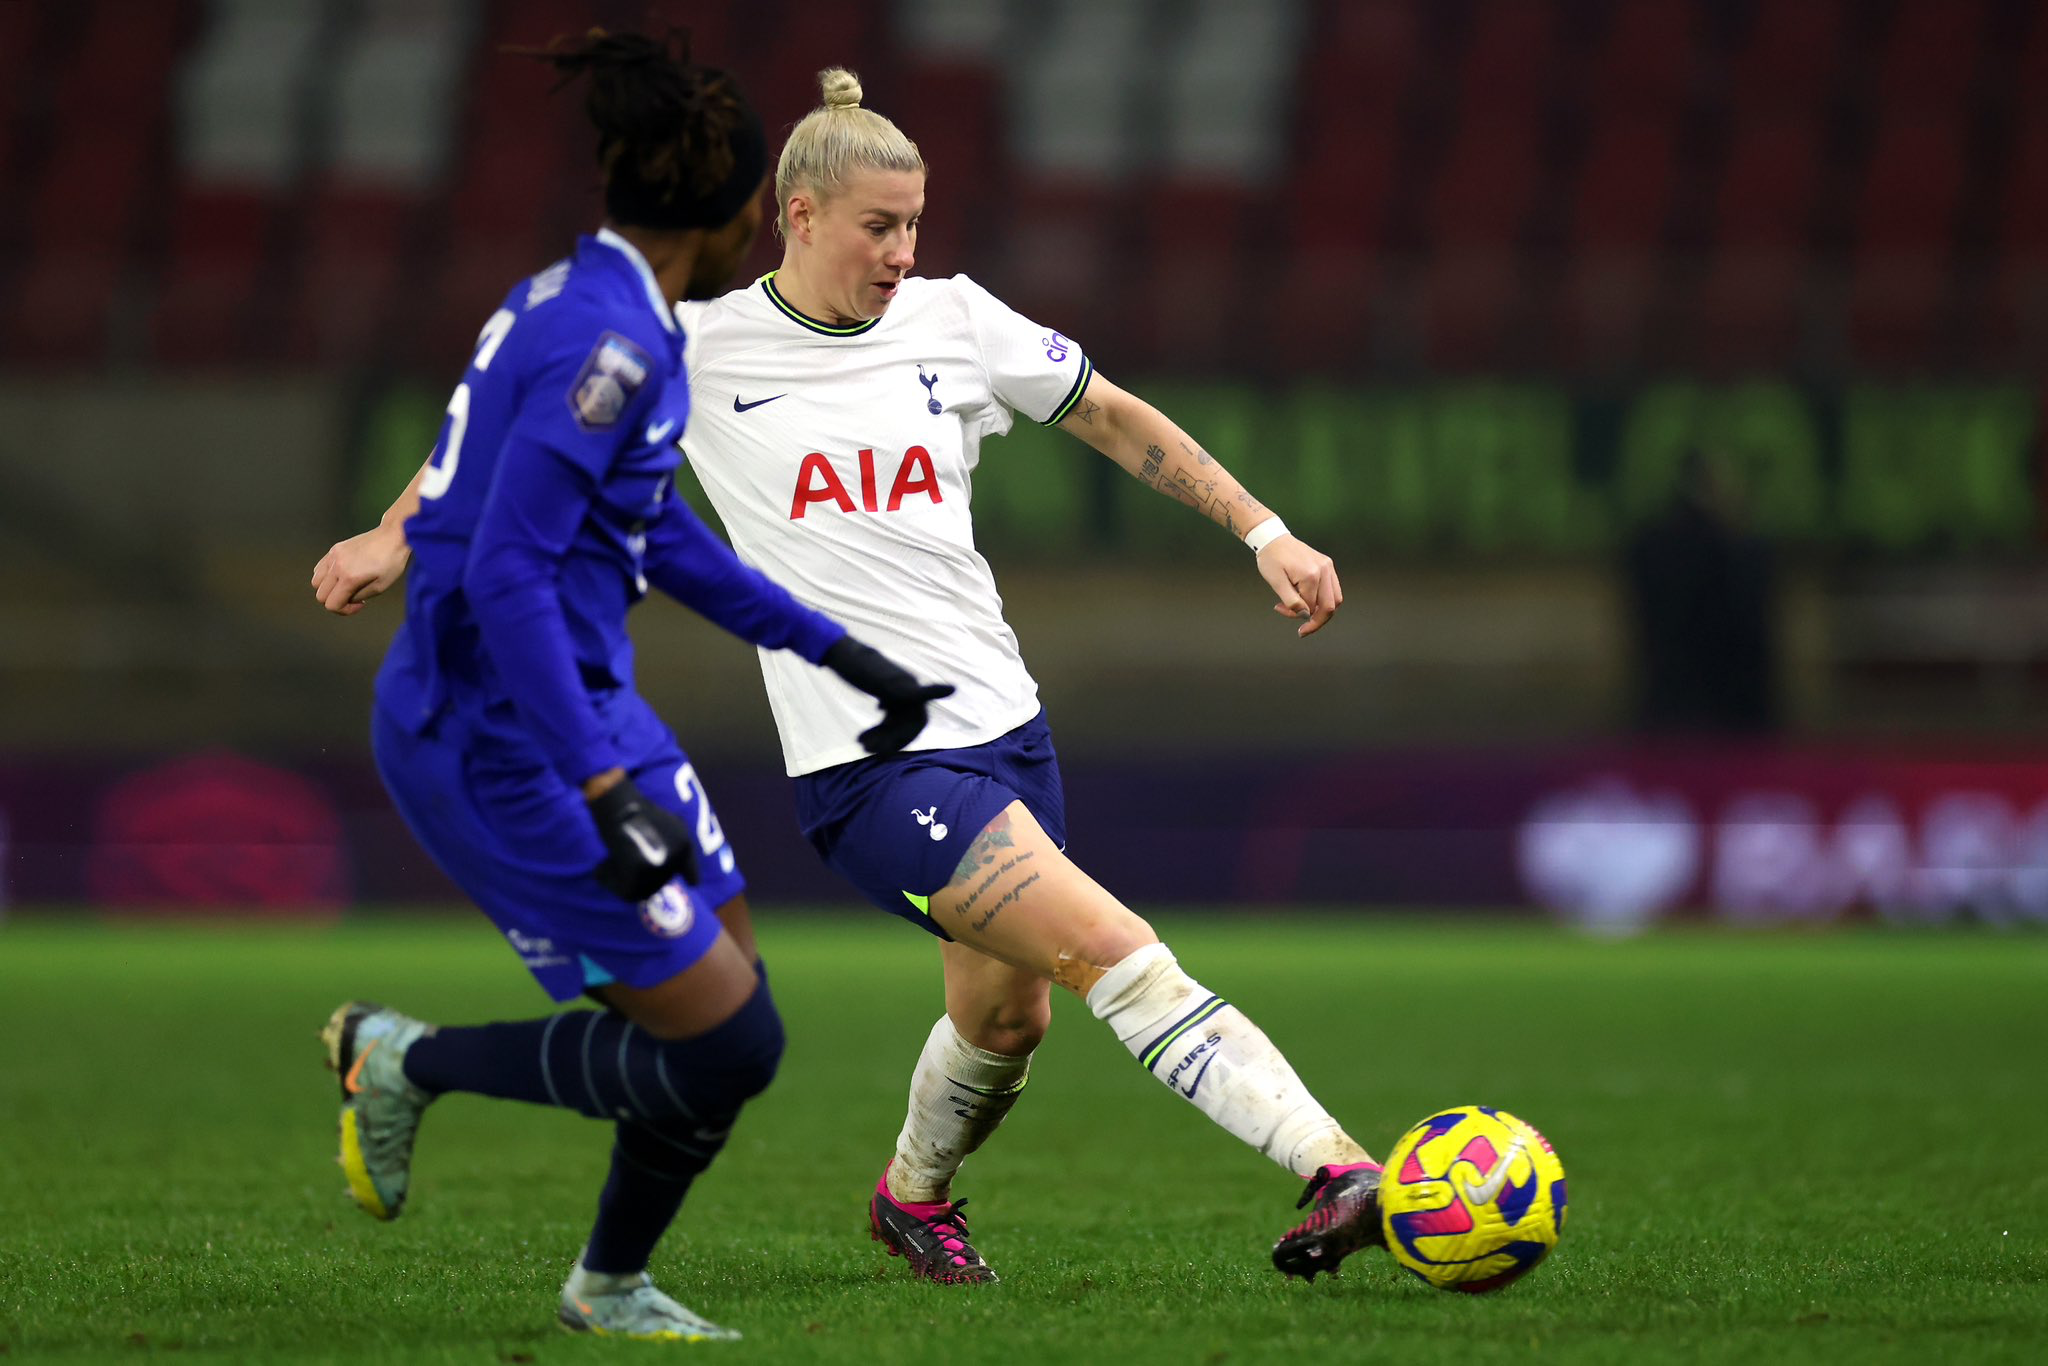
xmin=321 ymin=67 xmax=1384 ymax=1288
xmin=675 ymin=70 xmax=1380 ymax=1286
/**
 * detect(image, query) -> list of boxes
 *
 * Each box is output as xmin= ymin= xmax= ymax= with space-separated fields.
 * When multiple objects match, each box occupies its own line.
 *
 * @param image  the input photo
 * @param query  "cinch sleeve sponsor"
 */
xmin=952 ymin=274 xmax=1093 ymax=428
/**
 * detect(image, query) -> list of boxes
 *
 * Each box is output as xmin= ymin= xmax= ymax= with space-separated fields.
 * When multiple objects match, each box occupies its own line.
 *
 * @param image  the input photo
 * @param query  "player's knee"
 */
xmin=738 ymin=1003 xmax=786 ymax=1100
xmin=1051 ymin=918 xmax=1160 ymax=993
xmin=718 ymin=989 xmax=786 ymax=1104
xmin=965 ymin=997 xmax=1050 ymax=1056
xmin=649 ymin=981 xmax=785 ymax=1115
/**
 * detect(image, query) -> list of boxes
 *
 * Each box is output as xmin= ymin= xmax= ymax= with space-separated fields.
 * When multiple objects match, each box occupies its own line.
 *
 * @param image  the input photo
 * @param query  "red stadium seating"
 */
xmin=1136 ymin=181 xmax=1256 ymax=371
xmin=4 ymin=130 xmax=149 ymax=365
xmin=4 ymin=0 xmax=2034 ymax=379
xmin=1426 ymin=112 xmax=1543 ymax=249
xmin=0 ymin=4 xmax=49 ymax=191
xmin=1262 ymin=249 xmax=1381 ymax=375
xmin=1571 ymin=122 xmax=1679 ymax=250
xmin=1554 ymin=249 xmax=1664 ymax=372
xmin=992 ymin=178 xmax=1128 ymax=361
xmin=1417 ymin=247 xmax=1523 ymax=371
xmin=747 ymin=0 xmax=887 ymax=129
xmin=1692 ymin=248 xmax=1807 ymax=370
xmin=1988 ymin=118 xmax=2048 ymax=365
xmin=149 ymin=189 xmax=279 ymax=366
xmin=1413 ymin=108 xmax=1544 ymax=369
xmin=1856 ymin=114 xmax=1968 ymax=255
xmin=1265 ymin=112 xmax=1399 ymax=371
xmin=887 ymin=62 xmax=1006 ymax=277
xmin=1729 ymin=0 xmax=1846 ymax=108
xmin=3 ymin=0 xmax=193 ymax=365
xmin=2019 ymin=5 xmax=2048 ymax=124
xmin=1848 ymin=113 xmax=1966 ymax=369
xmin=1713 ymin=113 xmax=1823 ymax=250
xmin=1586 ymin=0 xmax=1699 ymax=114
xmin=1874 ymin=0 xmax=1986 ymax=112
xmin=416 ymin=5 xmax=590 ymax=371
xmin=1455 ymin=0 xmax=1559 ymax=117
xmin=1553 ymin=120 xmax=1681 ymax=368
xmin=1687 ymin=114 xmax=1825 ymax=369
xmin=1297 ymin=0 xmax=1421 ymax=127
xmin=281 ymin=186 xmax=420 ymax=366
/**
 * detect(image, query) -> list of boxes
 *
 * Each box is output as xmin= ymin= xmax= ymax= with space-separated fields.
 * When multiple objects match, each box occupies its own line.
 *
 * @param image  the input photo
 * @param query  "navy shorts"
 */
xmin=372 ymin=695 xmax=744 ymax=1000
xmin=793 ymin=709 xmax=1067 ymax=940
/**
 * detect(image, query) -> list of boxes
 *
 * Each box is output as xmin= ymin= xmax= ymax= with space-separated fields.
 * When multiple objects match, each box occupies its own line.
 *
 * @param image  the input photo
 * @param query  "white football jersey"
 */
xmin=676 ymin=272 xmax=1093 ymax=776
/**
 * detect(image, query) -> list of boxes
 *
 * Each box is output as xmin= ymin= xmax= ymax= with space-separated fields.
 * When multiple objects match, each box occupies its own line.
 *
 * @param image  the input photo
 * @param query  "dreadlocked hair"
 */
xmin=513 ymin=26 xmax=750 ymax=214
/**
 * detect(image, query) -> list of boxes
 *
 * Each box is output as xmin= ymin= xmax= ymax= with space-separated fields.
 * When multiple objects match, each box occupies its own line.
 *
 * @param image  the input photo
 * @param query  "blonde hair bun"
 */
xmin=819 ymin=67 xmax=863 ymax=110
xmin=772 ymin=67 xmax=921 ymax=239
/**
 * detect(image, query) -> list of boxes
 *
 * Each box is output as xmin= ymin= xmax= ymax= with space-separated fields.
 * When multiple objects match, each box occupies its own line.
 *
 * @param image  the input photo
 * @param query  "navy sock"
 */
xmin=403 ymin=979 xmax=784 ymax=1125
xmin=405 ymin=980 xmax=784 ymax=1274
xmin=581 ymin=1118 xmax=719 ymax=1274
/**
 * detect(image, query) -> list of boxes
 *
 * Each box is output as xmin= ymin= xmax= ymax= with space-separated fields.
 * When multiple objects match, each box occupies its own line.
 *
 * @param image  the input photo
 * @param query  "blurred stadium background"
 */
xmin=4 ymin=0 xmax=2048 ymax=930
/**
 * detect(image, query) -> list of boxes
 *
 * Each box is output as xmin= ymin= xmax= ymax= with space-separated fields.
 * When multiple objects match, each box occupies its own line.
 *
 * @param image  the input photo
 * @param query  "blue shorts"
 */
xmin=793 ymin=709 xmax=1067 ymax=940
xmin=371 ymin=695 xmax=744 ymax=1000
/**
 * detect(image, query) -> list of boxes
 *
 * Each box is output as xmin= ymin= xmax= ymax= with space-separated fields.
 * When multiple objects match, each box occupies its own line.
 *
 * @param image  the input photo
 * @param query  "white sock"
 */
xmin=887 ymin=1015 xmax=1032 ymax=1204
xmin=1086 ymin=942 xmax=1370 ymax=1176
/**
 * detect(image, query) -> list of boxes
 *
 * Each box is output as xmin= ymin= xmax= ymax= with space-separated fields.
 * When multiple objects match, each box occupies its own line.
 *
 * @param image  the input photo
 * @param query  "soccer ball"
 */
xmin=1379 ymin=1105 xmax=1567 ymax=1293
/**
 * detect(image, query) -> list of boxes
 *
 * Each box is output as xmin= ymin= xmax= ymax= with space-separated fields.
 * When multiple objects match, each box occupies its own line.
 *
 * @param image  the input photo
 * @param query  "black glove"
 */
xmin=822 ymin=637 xmax=956 ymax=755
xmin=588 ymin=777 xmax=699 ymax=901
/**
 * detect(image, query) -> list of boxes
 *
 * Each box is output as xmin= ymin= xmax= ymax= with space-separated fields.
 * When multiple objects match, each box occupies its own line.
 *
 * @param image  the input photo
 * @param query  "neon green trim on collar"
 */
xmin=761 ymin=271 xmax=881 ymax=336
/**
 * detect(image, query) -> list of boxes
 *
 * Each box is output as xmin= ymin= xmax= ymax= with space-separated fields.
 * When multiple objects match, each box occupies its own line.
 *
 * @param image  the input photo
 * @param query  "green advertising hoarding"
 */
xmin=359 ymin=380 xmax=2039 ymax=559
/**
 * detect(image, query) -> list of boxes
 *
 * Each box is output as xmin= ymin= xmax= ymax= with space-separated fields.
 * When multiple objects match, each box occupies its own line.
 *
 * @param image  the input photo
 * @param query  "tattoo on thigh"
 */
xmin=968 ymin=871 xmax=1041 ymax=933
xmin=953 ymin=849 xmax=1037 ymax=919
xmin=949 ymin=810 xmax=1018 ymax=885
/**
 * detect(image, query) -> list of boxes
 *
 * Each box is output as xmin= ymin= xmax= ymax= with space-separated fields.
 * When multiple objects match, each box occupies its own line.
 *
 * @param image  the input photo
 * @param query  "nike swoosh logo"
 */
xmin=1460 ymin=1136 xmax=1529 ymax=1206
xmin=1176 ymin=1052 xmax=1217 ymax=1099
xmin=733 ymin=394 xmax=787 ymax=412
xmin=625 ymin=824 xmax=669 ymax=865
xmin=344 ymin=1040 xmax=377 ymax=1096
xmin=645 ymin=418 xmax=676 ymax=444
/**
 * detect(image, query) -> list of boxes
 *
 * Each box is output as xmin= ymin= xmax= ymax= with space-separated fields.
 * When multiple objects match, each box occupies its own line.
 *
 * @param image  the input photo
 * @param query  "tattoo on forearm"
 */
xmin=1132 ymin=436 xmax=1266 ymax=534
xmin=1078 ymin=399 xmax=1101 ymax=425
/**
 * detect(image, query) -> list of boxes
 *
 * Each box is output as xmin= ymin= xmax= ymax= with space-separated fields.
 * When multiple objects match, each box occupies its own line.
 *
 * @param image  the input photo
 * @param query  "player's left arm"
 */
xmin=1057 ymin=372 xmax=1341 ymax=637
xmin=310 ymin=460 xmax=424 ymax=615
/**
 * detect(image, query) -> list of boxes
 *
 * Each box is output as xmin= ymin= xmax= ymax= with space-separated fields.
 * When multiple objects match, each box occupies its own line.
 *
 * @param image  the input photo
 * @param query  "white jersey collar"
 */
xmin=596 ymin=226 xmax=678 ymax=334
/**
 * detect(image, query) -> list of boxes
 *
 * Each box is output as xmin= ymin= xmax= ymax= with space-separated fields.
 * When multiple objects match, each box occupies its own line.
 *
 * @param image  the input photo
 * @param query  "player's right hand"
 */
xmin=821 ymin=637 xmax=955 ymax=755
xmin=1254 ymin=533 xmax=1343 ymax=638
xmin=312 ymin=525 xmax=412 ymax=616
xmin=588 ymin=777 xmax=700 ymax=901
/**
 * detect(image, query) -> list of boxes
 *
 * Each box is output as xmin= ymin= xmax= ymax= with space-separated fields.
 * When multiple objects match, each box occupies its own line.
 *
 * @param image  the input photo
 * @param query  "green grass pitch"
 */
xmin=1 ymin=911 xmax=2043 ymax=1364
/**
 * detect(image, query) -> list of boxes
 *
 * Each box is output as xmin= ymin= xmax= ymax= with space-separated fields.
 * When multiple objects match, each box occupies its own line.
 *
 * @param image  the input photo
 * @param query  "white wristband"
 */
xmin=1243 ymin=516 xmax=1290 ymax=555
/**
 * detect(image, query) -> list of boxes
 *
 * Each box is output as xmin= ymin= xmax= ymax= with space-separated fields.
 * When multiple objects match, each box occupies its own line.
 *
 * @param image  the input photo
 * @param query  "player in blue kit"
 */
xmin=307 ymin=32 xmax=948 ymax=1343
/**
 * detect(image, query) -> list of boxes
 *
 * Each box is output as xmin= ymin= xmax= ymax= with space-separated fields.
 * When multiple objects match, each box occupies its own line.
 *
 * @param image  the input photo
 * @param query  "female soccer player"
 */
xmin=664 ymin=70 xmax=1383 ymax=1287
xmin=308 ymin=36 xmax=948 ymax=1341
xmin=324 ymin=67 xmax=1381 ymax=1290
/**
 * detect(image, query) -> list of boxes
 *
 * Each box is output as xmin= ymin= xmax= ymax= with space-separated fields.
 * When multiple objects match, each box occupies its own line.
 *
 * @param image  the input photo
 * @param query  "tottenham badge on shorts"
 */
xmin=639 ymin=884 xmax=697 ymax=938
xmin=568 ymin=331 xmax=653 ymax=430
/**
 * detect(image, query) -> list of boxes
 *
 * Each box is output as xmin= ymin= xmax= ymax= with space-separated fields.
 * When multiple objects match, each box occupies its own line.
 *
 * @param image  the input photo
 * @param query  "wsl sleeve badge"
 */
xmin=568 ymin=331 xmax=654 ymax=431
xmin=1378 ymin=1104 xmax=1568 ymax=1292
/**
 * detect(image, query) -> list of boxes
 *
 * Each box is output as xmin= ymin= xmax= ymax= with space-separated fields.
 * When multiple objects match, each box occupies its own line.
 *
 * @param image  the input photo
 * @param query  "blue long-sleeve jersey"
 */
xmin=376 ymin=229 xmax=845 ymax=783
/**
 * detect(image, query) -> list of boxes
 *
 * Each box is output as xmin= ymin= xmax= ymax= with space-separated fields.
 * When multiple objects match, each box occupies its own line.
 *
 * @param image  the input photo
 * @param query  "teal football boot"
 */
xmin=321 ymin=1001 xmax=434 ymax=1220
xmin=558 ymin=1263 xmax=741 ymax=1342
